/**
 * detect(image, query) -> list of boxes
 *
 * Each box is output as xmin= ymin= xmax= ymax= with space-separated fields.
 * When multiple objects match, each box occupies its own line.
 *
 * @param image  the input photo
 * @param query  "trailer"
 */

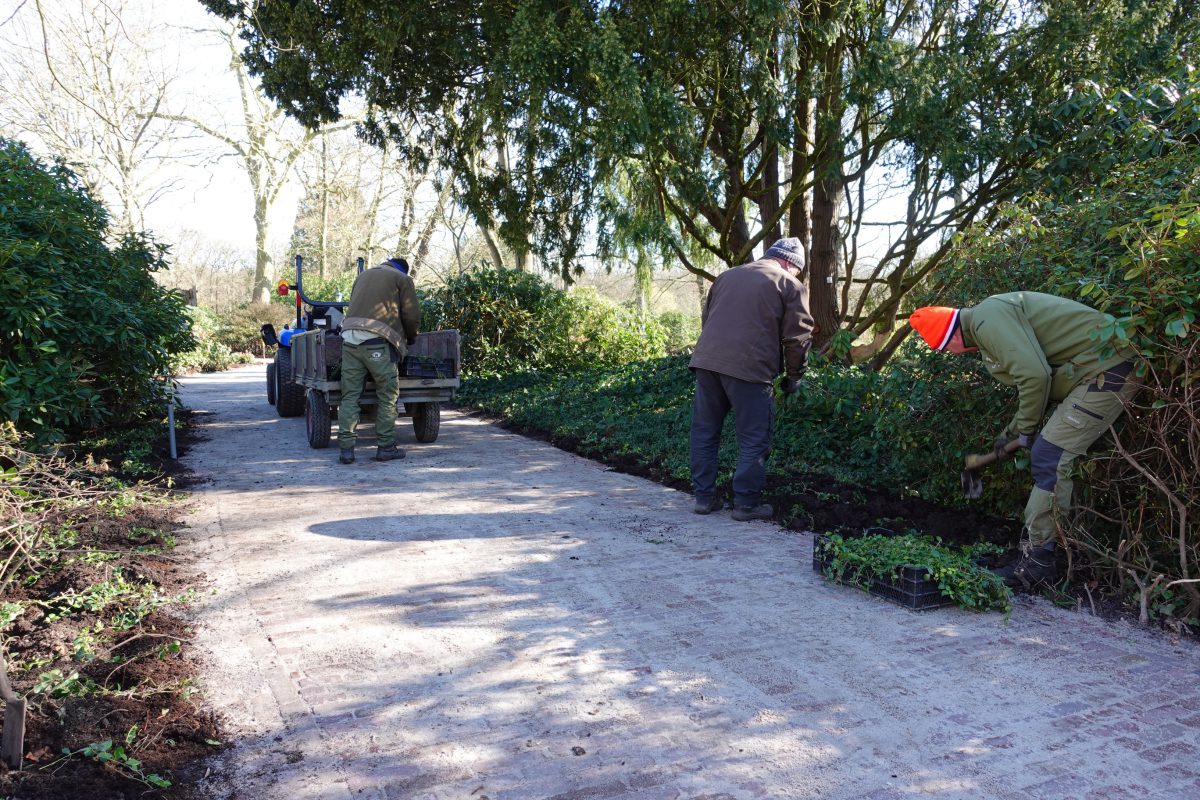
xmin=260 ymin=255 xmax=460 ymax=447
xmin=261 ymin=255 xmax=358 ymax=418
xmin=289 ymin=327 xmax=460 ymax=448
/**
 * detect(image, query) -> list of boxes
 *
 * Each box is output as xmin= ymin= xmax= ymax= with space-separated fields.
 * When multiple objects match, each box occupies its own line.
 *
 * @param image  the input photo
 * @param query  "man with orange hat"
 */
xmin=909 ymin=292 xmax=1138 ymax=588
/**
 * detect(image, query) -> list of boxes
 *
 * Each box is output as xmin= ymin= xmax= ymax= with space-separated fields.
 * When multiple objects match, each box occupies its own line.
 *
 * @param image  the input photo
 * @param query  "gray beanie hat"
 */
xmin=765 ymin=237 xmax=806 ymax=270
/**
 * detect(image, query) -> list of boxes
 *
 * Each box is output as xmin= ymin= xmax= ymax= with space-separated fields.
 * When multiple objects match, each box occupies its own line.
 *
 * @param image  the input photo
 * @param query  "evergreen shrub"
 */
xmin=421 ymin=268 xmax=666 ymax=375
xmin=0 ymin=139 xmax=194 ymax=444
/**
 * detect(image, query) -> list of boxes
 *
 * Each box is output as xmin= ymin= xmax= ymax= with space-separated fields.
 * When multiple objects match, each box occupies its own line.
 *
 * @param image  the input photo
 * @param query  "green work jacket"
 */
xmin=960 ymin=292 xmax=1133 ymax=437
xmin=341 ymin=264 xmax=421 ymax=355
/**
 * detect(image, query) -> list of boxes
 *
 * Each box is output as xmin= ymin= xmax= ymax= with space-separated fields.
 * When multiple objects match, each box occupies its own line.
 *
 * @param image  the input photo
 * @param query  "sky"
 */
xmin=138 ymin=2 xmax=304 ymax=257
xmin=0 ymin=0 xmax=305 ymax=263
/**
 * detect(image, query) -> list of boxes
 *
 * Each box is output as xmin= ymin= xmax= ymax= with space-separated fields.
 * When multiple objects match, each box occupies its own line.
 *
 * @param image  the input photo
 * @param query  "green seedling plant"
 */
xmin=42 ymin=569 xmax=156 ymax=622
xmin=110 ymin=587 xmax=196 ymax=631
xmin=127 ymin=526 xmax=177 ymax=554
xmin=75 ymin=549 xmax=122 ymax=565
xmin=0 ymin=601 xmax=25 ymax=629
xmin=72 ymin=624 xmax=106 ymax=662
xmin=12 ymin=654 xmax=53 ymax=674
xmin=32 ymin=669 xmax=99 ymax=698
xmin=55 ymin=726 xmax=171 ymax=789
xmin=816 ymin=532 xmax=1013 ymax=614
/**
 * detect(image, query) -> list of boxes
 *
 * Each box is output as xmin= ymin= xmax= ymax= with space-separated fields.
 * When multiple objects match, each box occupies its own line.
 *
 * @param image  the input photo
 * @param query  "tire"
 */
xmin=412 ymin=402 xmax=441 ymax=443
xmin=275 ymin=347 xmax=305 ymax=417
xmin=266 ymin=362 xmax=277 ymax=406
xmin=305 ymin=388 xmax=332 ymax=449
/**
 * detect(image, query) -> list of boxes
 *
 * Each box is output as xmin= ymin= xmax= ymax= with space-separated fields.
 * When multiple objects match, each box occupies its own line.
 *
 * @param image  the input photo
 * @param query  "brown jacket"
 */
xmin=689 ymin=257 xmax=814 ymax=384
xmin=341 ymin=264 xmax=421 ymax=355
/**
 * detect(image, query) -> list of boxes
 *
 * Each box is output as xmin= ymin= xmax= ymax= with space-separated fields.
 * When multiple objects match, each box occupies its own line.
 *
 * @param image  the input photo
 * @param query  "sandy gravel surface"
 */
xmin=180 ymin=364 xmax=1200 ymax=800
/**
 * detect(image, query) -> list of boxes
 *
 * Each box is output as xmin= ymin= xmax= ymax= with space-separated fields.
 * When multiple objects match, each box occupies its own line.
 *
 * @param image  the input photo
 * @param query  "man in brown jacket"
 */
xmin=689 ymin=238 xmax=815 ymax=520
xmin=337 ymin=256 xmax=421 ymax=464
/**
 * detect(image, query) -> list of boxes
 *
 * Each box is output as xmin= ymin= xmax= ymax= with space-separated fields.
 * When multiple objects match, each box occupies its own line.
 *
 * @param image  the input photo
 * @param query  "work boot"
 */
xmin=994 ymin=543 xmax=1059 ymax=589
xmin=731 ymin=503 xmax=773 ymax=522
xmin=694 ymin=495 xmax=724 ymax=515
xmin=338 ymin=448 xmax=355 ymax=465
xmin=1014 ymin=543 xmax=1061 ymax=588
xmin=373 ymin=445 xmax=406 ymax=462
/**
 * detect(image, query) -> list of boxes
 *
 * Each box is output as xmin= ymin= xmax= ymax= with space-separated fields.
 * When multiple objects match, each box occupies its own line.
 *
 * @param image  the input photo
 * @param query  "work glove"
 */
xmin=993 ymin=432 xmax=1032 ymax=460
xmin=780 ymin=376 xmax=802 ymax=397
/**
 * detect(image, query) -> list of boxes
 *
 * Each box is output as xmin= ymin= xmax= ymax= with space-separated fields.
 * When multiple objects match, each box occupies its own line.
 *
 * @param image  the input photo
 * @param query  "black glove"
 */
xmin=781 ymin=377 xmax=802 ymax=397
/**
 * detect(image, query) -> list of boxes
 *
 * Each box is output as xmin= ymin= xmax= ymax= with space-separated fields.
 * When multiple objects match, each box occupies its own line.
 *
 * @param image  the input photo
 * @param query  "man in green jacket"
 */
xmin=337 ymin=256 xmax=421 ymax=464
xmin=910 ymin=292 xmax=1138 ymax=588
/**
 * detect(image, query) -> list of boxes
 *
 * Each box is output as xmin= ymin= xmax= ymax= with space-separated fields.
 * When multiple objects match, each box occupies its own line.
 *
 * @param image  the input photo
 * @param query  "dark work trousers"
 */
xmin=690 ymin=368 xmax=775 ymax=509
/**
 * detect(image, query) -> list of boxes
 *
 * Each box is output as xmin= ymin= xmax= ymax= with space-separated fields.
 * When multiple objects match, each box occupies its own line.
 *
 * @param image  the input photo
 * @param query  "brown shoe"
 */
xmin=694 ymin=495 xmax=724 ymax=515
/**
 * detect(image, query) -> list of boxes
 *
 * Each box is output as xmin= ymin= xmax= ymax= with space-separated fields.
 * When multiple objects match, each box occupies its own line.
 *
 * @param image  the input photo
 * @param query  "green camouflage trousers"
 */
xmin=337 ymin=341 xmax=399 ymax=449
xmin=1024 ymin=362 xmax=1139 ymax=545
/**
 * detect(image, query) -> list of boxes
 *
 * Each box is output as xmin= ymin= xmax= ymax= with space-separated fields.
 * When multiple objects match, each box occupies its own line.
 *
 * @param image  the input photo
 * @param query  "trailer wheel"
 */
xmin=306 ymin=388 xmax=332 ymax=448
xmin=275 ymin=348 xmax=305 ymax=417
xmin=266 ymin=362 xmax=277 ymax=406
xmin=412 ymin=402 xmax=441 ymax=443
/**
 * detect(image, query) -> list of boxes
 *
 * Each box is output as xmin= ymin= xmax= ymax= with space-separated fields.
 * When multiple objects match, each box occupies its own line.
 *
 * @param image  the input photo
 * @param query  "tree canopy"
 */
xmin=204 ymin=0 xmax=1196 ymax=345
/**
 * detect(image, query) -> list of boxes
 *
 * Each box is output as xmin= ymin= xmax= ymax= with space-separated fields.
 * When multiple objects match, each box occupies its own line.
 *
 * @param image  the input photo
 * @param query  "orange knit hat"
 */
xmin=909 ymin=306 xmax=961 ymax=351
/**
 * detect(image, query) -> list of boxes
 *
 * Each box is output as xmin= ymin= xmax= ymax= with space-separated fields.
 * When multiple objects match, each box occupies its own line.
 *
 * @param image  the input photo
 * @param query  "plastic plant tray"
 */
xmin=401 ymin=356 xmax=457 ymax=379
xmin=812 ymin=531 xmax=954 ymax=612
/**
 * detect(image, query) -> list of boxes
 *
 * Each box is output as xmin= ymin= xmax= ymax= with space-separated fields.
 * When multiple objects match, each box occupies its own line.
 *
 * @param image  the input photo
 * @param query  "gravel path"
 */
xmin=181 ymin=364 xmax=1200 ymax=800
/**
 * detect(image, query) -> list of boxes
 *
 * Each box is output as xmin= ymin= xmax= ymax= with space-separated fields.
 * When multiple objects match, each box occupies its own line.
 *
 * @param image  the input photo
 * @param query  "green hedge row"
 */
xmin=458 ymin=344 xmax=1027 ymax=518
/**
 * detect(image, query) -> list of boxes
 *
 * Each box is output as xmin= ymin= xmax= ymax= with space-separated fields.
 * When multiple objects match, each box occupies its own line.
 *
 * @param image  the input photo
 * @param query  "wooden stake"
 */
xmin=0 ymin=653 xmax=25 ymax=770
xmin=0 ymin=699 xmax=24 ymax=770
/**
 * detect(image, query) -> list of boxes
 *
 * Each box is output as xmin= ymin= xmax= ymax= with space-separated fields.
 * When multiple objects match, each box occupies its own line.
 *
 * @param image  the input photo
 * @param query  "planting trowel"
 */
xmin=960 ymin=438 xmax=1025 ymax=499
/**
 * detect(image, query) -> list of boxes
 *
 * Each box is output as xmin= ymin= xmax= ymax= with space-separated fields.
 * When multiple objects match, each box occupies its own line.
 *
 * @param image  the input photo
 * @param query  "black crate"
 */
xmin=812 ymin=532 xmax=953 ymax=612
xmin=401 ymin=356 xmax=456 ymax=379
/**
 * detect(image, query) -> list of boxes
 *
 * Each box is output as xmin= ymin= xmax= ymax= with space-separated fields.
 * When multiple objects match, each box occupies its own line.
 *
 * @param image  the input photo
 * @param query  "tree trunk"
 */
xmin=252 ymin=194 xmax=272 ymax=304
xmin=724 ymin=148 xmax=752 ymax=262
xmin=760 ymin=140 xmax=781 ymax=248
xmin=480 ymin=226 xmax=505 ymax=269
xmin=807 ymin=22 xmax=845 ymax=349
xmin=635 ymin=248 xmax=651 ymax=330
xmin=496 ymin=138 xmax=528 ymax=271
xmin=319 ymin=138 xmax=329 ymax=280
xmin=788 ymin=94 xmax=811 ymax=243
xmin=363 ymin=149 xmax=387 ymax=265
xmin=413 ymin=180 xmax=454 ymax=276
xmin=809 ymin=171 xmax=843 ymax=348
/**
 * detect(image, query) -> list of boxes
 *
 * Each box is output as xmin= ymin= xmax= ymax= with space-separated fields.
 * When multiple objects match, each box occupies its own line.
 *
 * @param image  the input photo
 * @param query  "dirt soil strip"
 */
xmin=179 ymin=364 xmax=1200 ymax=800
